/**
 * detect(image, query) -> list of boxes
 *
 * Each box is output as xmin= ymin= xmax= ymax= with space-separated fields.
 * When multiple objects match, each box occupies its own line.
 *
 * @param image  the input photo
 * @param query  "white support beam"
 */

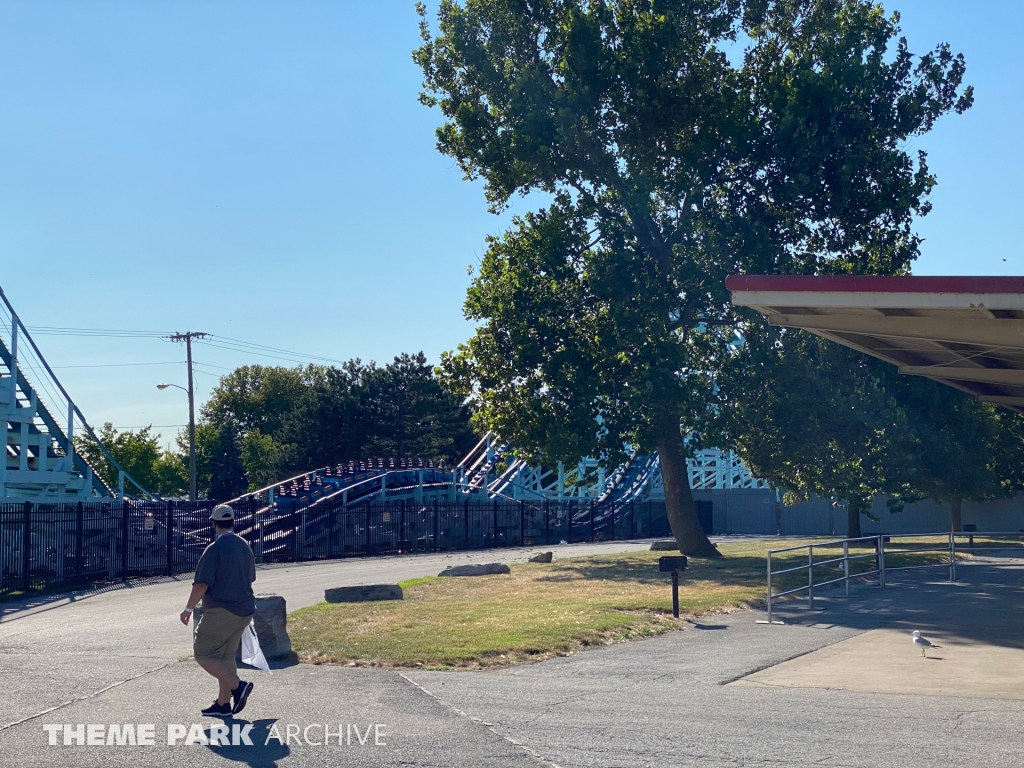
xmin=899 ymin=366 xmax=1024 ymax=386
xmin=767 ymin=313 xmax=1024 ymax=349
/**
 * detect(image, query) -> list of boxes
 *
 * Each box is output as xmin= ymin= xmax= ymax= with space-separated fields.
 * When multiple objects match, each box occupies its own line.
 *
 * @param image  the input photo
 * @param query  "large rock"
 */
xmin=325 ymin=584 xmax=403 ymax=603
xmin=252 ymin=594 xmax=291 ymax=659
xmin=650 ymin=540 xmax=681 ymax=551
xmin=192 ymin=593 xmax=291 ymax=661
xmin=528 ymin=551 xmax=553 ymax=563
xmin=438 ymin=562 xmax=511 ymax=577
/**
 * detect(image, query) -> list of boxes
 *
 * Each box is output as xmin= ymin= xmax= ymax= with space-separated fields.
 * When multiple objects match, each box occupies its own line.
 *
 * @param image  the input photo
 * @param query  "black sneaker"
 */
xmin=201 ymin=700 xmax=232 ymax=717
xmin=231 ymin=680 xmax=254 ymax=715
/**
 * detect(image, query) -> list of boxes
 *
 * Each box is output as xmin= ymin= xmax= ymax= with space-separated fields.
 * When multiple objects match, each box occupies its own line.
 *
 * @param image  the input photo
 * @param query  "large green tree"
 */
xmin=417 ymin=0 xmax=972 ymax=554
xmin=714 ymin=324 xmax=1024 ymax=535
xmin=76 ymin=424 xmax=187 ymax=498
xmin=194 ymin=354 xmax=477 ymax=495
xmin=712 ymin=327 xmax=912 ymax=536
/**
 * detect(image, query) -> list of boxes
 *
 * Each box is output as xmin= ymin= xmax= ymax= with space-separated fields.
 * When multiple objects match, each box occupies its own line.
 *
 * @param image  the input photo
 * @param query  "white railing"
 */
xmin=764 ymin=532 xmax=1024 ymax=624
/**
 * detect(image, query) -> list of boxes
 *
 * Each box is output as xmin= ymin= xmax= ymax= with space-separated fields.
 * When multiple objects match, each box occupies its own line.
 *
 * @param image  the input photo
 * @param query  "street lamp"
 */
xmin=158 ymin=382 xmax=197 ymax=502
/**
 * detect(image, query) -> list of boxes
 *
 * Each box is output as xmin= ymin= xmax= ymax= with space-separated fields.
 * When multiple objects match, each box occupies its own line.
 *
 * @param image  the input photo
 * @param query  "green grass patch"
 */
xmin=398 ymin=576 xmax=444 ymax=589
xmin=290 ymin=538 xmax=852 ymax=669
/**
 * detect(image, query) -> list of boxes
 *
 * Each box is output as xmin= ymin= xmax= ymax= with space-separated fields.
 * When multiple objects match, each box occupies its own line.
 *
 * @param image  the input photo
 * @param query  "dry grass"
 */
xmin=291 ymin=539 xmax=813 ymax=669
xmin=289 ymin=537 xmax=951 ymax=669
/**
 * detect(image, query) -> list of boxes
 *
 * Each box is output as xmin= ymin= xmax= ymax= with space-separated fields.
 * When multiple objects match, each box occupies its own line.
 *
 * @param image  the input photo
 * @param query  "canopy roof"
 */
xmin=726 ymin=275 xmax=1024 ymax=414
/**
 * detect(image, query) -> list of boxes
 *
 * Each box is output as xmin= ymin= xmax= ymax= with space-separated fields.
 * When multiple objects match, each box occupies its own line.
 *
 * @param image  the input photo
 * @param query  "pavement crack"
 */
xmin=0 ymin=662 xmax=172 ymax=731
xmin=399 ymin=673 xmax=564 ymax=768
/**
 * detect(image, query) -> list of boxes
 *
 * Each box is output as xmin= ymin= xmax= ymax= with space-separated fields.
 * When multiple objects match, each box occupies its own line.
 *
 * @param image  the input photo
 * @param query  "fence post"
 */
xmin=544 ymin=500 xmax=550 ymax=545
xmin=766 ymin=550 xmax=772 ymax=624
xmin=949 ymin=530 xmax=957 ymax=582
xmin=21 ymin=501 xmax=32 ymax=591
xmin=75 ymin=501 xmax=84 ymax=582
xmin=567 ymin=502 xmax=573 ymax=542
xmin=807 ymin=545 xmax=814 ymax=610
xmin=519 ymin=501 xmax=525 ymax=545
xmin=121 ymin=500 xmax=129 ymax=579
xmin=630 ymin=501 xmax=635 ymax=537
xmin=590 ymin=500 xmax=595 ymax=542
xmin=433 ymin=499 xmax=440 ymax=552
xmin=399 ymin=500 xmax=406 ymax=553
xmin=648 ymin=501 xmax=653 ymax=536
xmin=492 ymin=499 xmax=498 ymax=546
xmin=463 ymin=499 xmax=470 ymax=549
xmin=878 ymin=535 xmax=886 ymax=588
xmin=365 ymin=508 xmax=371 ymax=556
xmin=166 ymin=501 xmax=174 ymax=575
xmin=843 ymin=539 xmax=849 ymax=598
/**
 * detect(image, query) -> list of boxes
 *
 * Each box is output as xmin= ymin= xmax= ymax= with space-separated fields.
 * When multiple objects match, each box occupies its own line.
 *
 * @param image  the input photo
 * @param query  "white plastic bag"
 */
xmin=241 ymin=619 xmax=271 ymax=673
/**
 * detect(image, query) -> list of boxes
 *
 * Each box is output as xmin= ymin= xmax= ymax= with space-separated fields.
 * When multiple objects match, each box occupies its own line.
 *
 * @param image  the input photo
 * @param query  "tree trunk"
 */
xmin=950 ymin=497 xmax=962 ymax=532
xmin=655 ymin=413 xmax=720 ymax=557
xmin=847 ymin=501 xmax=862 ymax=539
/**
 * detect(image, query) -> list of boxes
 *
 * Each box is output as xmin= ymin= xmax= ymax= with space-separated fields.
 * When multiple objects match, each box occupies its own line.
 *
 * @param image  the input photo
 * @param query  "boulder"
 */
xmin=438 ymin=562 xmax=511 ymax=577
xmin=528 ymin=551 xmax=553 ymax=563
xmin=325 ymin=584 xmax=403 ymax=603
xmin=251 ymin=594 xmax=292 ymax=659
xmin=192 ymin=593 xmax=291 ymax=661
xmin=650 ymin=540 xmax=681 ymax=552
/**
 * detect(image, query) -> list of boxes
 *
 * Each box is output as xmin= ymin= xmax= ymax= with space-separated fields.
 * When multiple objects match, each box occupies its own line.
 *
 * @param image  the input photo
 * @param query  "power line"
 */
xmin=48 ymin=362 xmax=186 ymax=370
xmin=25 ymin=325 xmax=352 ymax=367
xmin=25 ymin=326 xmax=170 ymax=338
xmin=205 ymin=335 xmax=351 ymax=365
xmin=196 ymin=340 xmax=343 ymax=367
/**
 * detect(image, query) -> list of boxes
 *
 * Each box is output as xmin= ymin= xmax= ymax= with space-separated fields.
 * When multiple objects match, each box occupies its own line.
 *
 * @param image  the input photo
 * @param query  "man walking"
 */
xmin=179 ymin=504 xmax=256 ymax=717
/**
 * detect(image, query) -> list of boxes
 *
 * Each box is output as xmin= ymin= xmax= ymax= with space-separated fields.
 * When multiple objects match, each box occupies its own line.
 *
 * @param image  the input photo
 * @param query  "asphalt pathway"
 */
xmin=2 ymin=542 xmax=1022 ymax=767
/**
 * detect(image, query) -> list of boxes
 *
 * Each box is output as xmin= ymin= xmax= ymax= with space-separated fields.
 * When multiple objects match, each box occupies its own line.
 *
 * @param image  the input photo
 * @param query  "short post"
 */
xmin=843 ymin=540 xmax=849 ymax=598
xmin=766 ymin=550 xmax=773 ymax=624
xmin=659 ymin=556 xmax=687 ymax=619
xmin=878 ymin=535 xmax=886 ymax=588
xmin=807 ymin=545 xmax=814 ymax=610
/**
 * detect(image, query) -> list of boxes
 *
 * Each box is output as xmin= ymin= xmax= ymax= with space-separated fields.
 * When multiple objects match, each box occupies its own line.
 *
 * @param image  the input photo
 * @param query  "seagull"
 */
xmin=912 ymin=630 xmax=941 ymax=657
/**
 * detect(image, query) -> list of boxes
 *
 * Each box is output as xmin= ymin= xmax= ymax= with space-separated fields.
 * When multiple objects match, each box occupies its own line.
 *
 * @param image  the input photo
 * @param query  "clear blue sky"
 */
xmin=1 ymin=1 xmax=1021 ymax=444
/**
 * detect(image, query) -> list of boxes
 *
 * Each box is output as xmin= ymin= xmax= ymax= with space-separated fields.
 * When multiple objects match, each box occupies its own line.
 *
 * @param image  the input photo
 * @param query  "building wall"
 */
xmin=700 ymin=490 xmax=1024 ymax=536
xmin=693 ymin=489 xmax=778 ymax=535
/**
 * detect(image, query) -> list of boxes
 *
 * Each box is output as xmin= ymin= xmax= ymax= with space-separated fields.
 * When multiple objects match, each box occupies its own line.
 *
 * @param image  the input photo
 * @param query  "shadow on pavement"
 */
xmin=205 ymin=718 xmax=290 ymax=768
xmin=0 ymin=573 xmax=193 ymax=621
xmin=767 ymin=563 xmax=1024 ymax=651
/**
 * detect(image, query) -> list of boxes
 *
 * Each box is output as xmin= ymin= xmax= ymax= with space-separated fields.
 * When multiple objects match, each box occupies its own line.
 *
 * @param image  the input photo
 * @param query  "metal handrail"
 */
xmin=763 ymin=531 xmax=1024 ymax=625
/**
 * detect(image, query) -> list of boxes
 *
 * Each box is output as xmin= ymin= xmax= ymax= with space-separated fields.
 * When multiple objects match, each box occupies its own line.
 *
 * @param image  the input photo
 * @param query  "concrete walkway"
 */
xmin=737 ymin=561 xmax=1024 ymax=699
xmin=1 ymin=547 xmax=1022 ymax=767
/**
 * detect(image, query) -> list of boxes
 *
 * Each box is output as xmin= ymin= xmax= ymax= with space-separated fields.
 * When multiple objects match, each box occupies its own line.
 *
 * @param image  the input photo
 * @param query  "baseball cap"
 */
xmin=210 ymin=504 xmax=235 ymax=522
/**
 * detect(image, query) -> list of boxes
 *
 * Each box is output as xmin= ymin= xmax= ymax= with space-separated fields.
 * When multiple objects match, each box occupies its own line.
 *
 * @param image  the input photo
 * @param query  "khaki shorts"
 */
xmin=193 ymin=607 xmax=252 ymax=661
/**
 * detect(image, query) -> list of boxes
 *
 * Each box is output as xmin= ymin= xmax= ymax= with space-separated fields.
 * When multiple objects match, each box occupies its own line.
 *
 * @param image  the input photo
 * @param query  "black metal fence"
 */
xmin=0 ymin=497 xmax=698 ymax=598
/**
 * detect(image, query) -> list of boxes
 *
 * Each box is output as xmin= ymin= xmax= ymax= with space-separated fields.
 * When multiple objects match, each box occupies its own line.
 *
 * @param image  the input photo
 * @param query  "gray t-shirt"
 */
xmin=194 ymin=531 xmax=256 ymax=617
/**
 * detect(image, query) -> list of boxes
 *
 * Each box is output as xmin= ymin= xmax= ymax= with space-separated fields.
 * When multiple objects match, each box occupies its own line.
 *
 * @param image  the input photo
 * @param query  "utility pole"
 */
xmin=168 ymin=332 xmax=208 ymax=501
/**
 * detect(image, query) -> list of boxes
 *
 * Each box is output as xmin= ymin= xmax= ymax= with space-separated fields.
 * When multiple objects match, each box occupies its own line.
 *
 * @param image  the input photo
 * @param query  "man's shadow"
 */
xmin=205 ymin=718 xmax=289 ymax=768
